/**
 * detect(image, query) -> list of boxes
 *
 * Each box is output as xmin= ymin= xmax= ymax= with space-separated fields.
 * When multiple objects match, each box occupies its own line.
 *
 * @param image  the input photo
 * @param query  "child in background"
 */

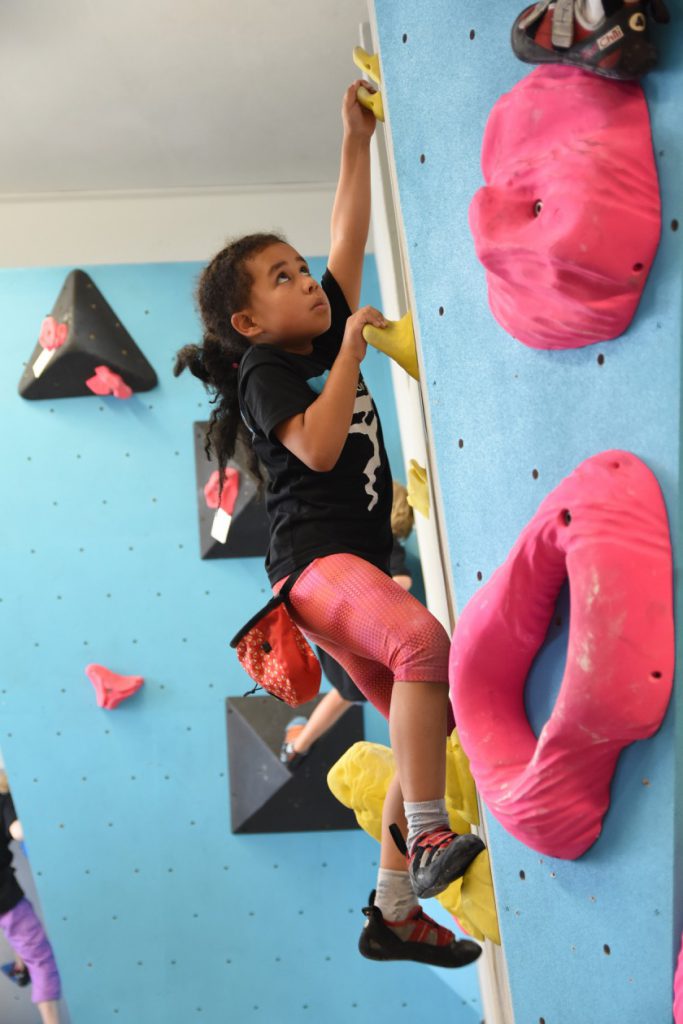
xmin=175 ymin=80 xmax=484 ymax=968
xmin=0 ymin=770 xmax=62 ymax=1024
xmin=280 ymin=481 xmax=414 ymax=769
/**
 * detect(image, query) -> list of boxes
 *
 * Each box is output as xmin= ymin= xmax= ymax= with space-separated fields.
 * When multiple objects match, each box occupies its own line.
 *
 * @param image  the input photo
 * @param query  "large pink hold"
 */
xmin=449 ymin=451 xmax=673 ymax=859
xmin=469 ymin=67 xmax=661 ymax=349
xmin=85 ymin=664 xmax=144 ymax=710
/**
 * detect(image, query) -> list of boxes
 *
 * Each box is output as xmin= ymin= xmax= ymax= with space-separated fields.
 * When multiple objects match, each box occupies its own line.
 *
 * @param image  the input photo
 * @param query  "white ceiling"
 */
xmin=0 ymin=0 xmax=372 ymax=196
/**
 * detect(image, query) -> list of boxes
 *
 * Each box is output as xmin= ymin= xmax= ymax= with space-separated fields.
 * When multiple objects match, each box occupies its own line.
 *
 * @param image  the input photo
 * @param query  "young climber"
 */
xmin=0 ymin=771 xmax=62 ymax=1024
xmin=280 ymin=482 xmax=415 ymax=769
xmin=512 ymin=0 xmax=669 ymax=79
xmin=175 ymin=80 xmax=484 ymax=969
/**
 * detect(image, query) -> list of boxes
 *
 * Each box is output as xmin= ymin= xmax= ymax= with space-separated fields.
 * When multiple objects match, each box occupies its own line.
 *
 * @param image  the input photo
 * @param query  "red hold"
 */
xmin=85 ymin=664 xmax=144 ymax=709
xmin=39 ymin=316 xmax=68 ymax=350
xmin=204 ymin=468 xmax=240 ymax=515
xmin=85 ymin=365 xmax=133 ymax=399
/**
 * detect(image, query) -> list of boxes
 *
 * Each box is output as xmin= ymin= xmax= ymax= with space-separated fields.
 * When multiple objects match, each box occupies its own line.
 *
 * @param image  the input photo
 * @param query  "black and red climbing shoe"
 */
xmin=512 ymin=0 xmax=669 ymax=81
xmin=390 ymin=824 xmax=485 ymax=900
xmin=358 ymin=891 xmax=482 ymax=968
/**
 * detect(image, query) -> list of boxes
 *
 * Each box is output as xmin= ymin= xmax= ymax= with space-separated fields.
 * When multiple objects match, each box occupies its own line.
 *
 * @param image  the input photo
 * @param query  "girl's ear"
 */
xmin=231 ymin=311 xmax=263 ymax=339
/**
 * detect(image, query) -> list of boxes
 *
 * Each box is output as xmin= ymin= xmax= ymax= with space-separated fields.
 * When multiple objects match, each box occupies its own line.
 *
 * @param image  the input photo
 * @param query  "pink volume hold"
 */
xmin=469 ymin=66 xmax=661 ymax=349
xmin=449 ymin=451 xmax=673 ymax=859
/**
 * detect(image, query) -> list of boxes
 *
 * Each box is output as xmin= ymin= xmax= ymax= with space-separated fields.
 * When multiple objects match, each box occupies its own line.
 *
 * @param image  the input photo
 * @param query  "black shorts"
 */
xmin=316 ymin=647 xmax=367 ymax=703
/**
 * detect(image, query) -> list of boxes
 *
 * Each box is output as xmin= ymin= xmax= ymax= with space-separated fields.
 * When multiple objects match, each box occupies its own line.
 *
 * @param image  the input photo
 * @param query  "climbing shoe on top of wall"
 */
xmin=512 ymin=0 xmax=669 ymax=80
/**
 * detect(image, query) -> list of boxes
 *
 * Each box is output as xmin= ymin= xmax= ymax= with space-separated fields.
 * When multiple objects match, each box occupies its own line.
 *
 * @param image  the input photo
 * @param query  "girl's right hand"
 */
xmin=341 ymin=305 xmax=387 ymax=363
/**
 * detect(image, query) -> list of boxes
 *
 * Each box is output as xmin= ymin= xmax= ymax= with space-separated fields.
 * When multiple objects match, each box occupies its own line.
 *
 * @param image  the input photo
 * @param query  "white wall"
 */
xmin=0 ymin=184 xmax=366 ymax=268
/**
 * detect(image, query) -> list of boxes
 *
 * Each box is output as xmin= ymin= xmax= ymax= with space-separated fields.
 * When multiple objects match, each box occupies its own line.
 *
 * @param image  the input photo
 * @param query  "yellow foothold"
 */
xmin=327 ymin=734 xmax=501 ymax=945
xmin=407 ymin=459 xmax=430 ymax=519
xmin=362 ymin=311 xmax=418 ymax=380
xmin=353 ymin=46 xmax=382 ymax=85
xmin=356 ymin=85 xmax=385 ymax=123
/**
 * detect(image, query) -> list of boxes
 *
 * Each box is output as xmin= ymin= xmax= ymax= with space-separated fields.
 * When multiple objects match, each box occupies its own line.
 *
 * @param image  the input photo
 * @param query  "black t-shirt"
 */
xmin=238 ymin=269 xmax=393 ymax=585
xmin=0 ymin=792 xmax=24 ymax=914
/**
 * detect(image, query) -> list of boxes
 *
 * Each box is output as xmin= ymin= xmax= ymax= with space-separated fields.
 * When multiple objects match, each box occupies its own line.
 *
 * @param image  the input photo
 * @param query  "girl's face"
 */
xmin=236 ymin=242 xmax=331 ymax=353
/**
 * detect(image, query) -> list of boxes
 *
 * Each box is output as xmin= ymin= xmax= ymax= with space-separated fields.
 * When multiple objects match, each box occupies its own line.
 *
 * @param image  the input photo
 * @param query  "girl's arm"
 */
xmin=274 ymin=305 xmax=385 ymax=471
xmin=327 ymin=80 xmax=377 ymax=313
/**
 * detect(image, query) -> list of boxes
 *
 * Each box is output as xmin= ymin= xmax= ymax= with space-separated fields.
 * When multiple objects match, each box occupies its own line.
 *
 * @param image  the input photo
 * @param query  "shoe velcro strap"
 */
xmin=551 ymin=0 xmax=576 ymax=48
xmin=518 ymin=0 xmax=553 ymax=31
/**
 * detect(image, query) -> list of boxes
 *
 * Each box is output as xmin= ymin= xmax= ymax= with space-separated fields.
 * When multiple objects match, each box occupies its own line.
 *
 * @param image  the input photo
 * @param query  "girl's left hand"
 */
xmin=342 ymin=79 xmax=377 ymax=139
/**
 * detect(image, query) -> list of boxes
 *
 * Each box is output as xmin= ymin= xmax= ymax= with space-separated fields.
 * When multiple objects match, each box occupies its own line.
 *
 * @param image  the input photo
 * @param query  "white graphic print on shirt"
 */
xmin=349 ymin=385 xmax=380 ymax=512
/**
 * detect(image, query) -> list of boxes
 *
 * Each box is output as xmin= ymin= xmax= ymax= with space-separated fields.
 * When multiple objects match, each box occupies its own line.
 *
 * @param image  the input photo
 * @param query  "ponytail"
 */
xmin=174 ymin=232 xmax=285 ymax=487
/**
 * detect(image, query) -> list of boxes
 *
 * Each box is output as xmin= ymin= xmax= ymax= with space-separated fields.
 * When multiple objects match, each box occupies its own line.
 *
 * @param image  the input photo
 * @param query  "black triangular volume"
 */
xmin=193 ymin=421 xmax=269 ymax=560
xmin=226 ymin=695 xmax=363 ymax=834
xmin=18 ymin=269 xmax=158 ymax=400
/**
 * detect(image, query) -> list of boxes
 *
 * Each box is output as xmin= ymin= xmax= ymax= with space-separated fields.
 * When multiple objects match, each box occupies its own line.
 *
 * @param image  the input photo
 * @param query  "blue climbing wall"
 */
xmin=0 ymin=255 xmax=482 ymax=1023
xmin=373 ymin=2 xmax=682 ymax=1022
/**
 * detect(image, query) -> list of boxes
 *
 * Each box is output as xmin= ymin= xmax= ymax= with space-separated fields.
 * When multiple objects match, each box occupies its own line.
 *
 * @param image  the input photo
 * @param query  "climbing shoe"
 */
xmin=279 ymin=716 xmax=310 ymax=770
xmin=512 ymin=0 xmax=669 ymax=81
xmin=390 ymin=823 xmax=485 ymax=900
xmin=359 ymin=891 xmax=482 ymax=968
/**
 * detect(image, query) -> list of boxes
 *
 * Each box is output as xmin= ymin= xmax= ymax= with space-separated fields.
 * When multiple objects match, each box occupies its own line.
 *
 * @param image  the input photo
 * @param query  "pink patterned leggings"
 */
xmin=274 ymin=553 xmax=452 ymax=721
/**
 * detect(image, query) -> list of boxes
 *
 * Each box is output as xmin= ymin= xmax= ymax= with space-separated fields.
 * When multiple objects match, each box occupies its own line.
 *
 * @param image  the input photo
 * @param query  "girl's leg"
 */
xmin=285 ymin=555 xmax=484 ymax=895
xmin=36 ymin=1002 xmax=60 ymax=1024
xmin=0 ymin=899 xmax=61 ymax=1014
xmin=291 ymin=688 xmax=353 ymax=754
xmin=389 ymin=680 xmax=449 ymax=801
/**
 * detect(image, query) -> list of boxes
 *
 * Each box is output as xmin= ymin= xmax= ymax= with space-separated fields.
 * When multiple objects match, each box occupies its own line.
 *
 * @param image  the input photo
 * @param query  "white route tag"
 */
xmin=210 ymin=508 xmax=232 ymax=544
xmin=32 ymin=347 xmax=55 ymax=378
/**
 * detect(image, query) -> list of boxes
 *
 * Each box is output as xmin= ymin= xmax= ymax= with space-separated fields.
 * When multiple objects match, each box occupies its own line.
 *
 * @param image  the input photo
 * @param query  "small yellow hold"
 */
xmin=407 ymin=459 xmax=430 ymax=518
xmin=353 ymin=46 xmax=382 ymax=85
xmin=357 ymin=85 xmax=385 ymax=123
xmin=327 ymin=733 xmax=501 ymax=945
xmin=362 ymin=311 xmax=418 ymax=380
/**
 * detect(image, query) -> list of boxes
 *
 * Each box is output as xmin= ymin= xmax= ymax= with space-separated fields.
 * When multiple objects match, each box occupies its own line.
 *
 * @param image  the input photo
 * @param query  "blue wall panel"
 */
xmin=0 ymin=256 xmax=480 ymax=1022
xmin=374 ymin=2 xmax=682 ymax=1021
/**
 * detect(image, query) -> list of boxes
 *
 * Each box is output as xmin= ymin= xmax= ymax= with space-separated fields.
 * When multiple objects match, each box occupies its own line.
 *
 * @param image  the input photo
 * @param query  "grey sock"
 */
xmin=374 ymin=868 xmax=418 ymax=922
xmin=404 ymin=798 xmax=450 ymax=854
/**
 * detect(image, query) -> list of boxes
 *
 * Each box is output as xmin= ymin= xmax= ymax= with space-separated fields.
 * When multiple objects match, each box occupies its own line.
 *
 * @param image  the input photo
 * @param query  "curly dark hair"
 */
xmin=174 ymin=232 xmax=285 ymax=487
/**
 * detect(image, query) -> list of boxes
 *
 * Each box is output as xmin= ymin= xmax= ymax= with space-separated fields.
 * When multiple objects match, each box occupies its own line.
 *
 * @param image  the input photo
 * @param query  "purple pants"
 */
xmin=0 ymin=897 xmax=61 ymax=1003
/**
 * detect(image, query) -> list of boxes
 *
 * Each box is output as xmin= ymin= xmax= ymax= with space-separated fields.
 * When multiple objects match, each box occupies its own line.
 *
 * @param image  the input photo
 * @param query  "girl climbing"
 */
xmin=175 ymin=80 xmax=484 ymax=969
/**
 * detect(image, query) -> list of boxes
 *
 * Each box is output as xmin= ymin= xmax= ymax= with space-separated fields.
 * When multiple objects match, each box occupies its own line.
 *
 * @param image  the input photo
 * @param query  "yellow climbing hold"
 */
xmin=353 ymin=46 xmax=382 ymax=85
xmin=362 ymin=311 xmax=418 ymax=380
xmin=327 ymin=733 xmax=501 ymax=945
xmin=357 ymin=85 xmax=385 ymax=123
xmin=407 ymin=459 xmax=430 ymax=518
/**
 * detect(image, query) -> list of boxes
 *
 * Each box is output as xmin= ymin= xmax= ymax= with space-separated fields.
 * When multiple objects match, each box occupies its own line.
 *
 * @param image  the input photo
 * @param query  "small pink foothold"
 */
xmin=204 ymin=467 xmax=240 ymax=515
xmin=85 ymin=365 xmax=133 ymax=399
xmin=39 ymin=316 xmax=69 ymax=350
xmin=85 ymin=664 xmax=144 ymax=709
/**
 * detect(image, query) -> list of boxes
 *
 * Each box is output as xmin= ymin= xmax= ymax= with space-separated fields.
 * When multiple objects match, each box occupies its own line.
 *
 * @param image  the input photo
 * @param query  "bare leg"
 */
xmin=36 ymin=1002 xmax=60 ymax=1024
xmin=380 ymin=772 xmax=408 ymax=871
xmin=292 ymin=688 xmax=353 ymax=753
xmin=389 ymin=680 xmax=449 ymax=801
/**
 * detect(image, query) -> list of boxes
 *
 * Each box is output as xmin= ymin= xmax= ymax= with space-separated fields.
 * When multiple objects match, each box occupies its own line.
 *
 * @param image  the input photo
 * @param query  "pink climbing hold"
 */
xmin=85 ymin=664 xmax=144 ymax=710
xmin=469 ymin=66 xmax=661 ymax=349
xmin=675 ymin=932 xmax=683 ymax=1024
xmin=85 ymin=365 xmax=133 ymax=399
xmin=204 ymin=467 xmax=240 ymax=515
xmin=449 ymin=451 xmax=673 ymax=859
xmin=39 ymin=316 xmax=68 ymax=350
